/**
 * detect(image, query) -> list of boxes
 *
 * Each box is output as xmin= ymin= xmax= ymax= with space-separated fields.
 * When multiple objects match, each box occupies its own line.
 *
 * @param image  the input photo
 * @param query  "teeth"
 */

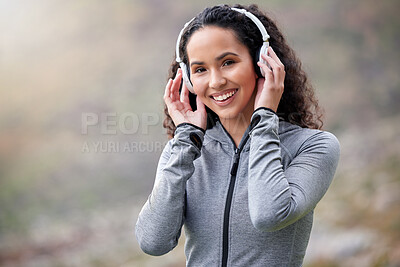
xmin=213 ymin=90 xmax=236 ymax=101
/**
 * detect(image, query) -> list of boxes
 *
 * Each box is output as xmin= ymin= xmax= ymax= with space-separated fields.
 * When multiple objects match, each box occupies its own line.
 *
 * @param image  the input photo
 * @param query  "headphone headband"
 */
xmin=175 ymin=17 xmax=195 ymax=64
xmin=230 ymin=8 xmax=270 ymax=41
xmin=175 ymin=7 xmax=270 ymax=93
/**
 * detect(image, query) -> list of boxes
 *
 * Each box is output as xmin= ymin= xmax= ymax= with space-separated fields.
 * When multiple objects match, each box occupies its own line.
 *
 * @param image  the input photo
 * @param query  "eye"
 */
xmin=222 ymin=60 xmax=234 ymax=67
xmin=194 ymin=67 xmax=206 ymax=73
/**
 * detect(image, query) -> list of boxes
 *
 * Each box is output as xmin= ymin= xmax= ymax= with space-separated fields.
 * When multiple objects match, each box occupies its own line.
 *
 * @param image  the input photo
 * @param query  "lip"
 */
xmin=210 ymin=89 xmax=237 ymax=98
xmin=209 ymin=88 xmax=238 ymax=107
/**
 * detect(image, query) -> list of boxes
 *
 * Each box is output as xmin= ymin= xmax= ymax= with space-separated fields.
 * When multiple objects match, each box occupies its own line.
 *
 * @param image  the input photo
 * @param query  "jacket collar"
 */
xmin=205 ymin=118 xmax=301 ymax=146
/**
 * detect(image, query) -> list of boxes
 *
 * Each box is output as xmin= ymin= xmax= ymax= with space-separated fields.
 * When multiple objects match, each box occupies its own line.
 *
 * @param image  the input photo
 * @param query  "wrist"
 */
xmin=176 ymin=122 xmax=206 ymax=134
xmin=254 ymin=103 xmax=277 ymax=113
xmin=253 ymin=107 xmax=277 ymax=116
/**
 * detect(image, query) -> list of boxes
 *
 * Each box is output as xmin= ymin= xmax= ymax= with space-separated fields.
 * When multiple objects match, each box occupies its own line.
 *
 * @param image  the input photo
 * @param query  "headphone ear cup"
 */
xmin=258 ymin=43 xmax=269 ymax=77
xmin=254 ymin=49 xmax=263 ymax=77
xmin=180 ymin=62 xmax=195 ymax=94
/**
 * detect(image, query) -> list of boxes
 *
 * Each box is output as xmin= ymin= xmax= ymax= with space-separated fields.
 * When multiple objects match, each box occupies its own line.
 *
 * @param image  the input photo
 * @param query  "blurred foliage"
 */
xmin=0 ymin=0 xmax=399 ymax=266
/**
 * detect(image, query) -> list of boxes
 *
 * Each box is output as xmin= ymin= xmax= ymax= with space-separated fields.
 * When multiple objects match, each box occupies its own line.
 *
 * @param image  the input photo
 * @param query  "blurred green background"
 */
xmin=1 ymin=0 xmax=399 ymax=266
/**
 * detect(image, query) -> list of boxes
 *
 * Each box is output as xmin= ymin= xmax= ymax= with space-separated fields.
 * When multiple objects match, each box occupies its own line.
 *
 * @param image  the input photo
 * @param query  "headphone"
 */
xmin=175 ymin=7 xmax=270 ymax=94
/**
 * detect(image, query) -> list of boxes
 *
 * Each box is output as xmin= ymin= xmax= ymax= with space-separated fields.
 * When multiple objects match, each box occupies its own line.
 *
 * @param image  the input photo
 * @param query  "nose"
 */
xmin=209 ymin=69 xmax=227 ymax=89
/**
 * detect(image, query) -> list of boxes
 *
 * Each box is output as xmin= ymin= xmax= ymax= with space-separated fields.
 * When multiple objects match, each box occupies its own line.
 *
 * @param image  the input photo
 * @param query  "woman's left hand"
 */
xmin=254 ymin=47 xmax=285 ymax=112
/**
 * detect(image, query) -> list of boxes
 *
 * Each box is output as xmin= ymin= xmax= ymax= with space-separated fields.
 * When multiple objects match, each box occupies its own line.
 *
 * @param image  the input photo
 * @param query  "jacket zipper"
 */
xmin=221 ymin=125 xmax=250 ymax=267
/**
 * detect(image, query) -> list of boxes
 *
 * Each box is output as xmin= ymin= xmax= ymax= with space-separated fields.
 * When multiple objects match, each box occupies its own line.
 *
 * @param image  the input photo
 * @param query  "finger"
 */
xmin=180 ymin=78 xmax=190 ymax=103
xmin=263 ymin=48 xmax=285 ymax=80
xmin=267 ymin=47 xmax=284 ymax=68
xmin=261 ymin=53 xmax=285 ymax=83
xmin=261 ymin=53 xmax=280 ymax=70
xmin=164 ymin=78 xmax=173 ymax=99
xmin=257 ymin=61 xmax=273 ymax=80
xmin=195 ymin=96 xmax=207 ymax=130
xmin=180 ymin=80 xmax=193 ymax=111
xmin=196 ymin=95 xmax=206 ymax=114
xmin=170 ymin=69 xmax=182 ymax=102
xmin=256 ymin=77 xmax=265 ymax=90
xmin=170 ymin=69 xmax=181 ymax=101
xmin=164 ymin=78 xmax=173 ymax=105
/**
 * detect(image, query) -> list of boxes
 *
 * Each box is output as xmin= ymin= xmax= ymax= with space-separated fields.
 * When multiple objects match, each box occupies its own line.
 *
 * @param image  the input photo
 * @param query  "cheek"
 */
xmin=233 ymin=69 xmax=257 ymax=89
xmin=191 ymin=78 xmax=207 ymax=96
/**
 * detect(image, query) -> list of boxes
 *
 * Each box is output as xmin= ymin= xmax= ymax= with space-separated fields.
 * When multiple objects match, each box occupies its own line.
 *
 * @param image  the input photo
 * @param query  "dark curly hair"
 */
xmin=163 ymin=4 xmax=324 ymax=138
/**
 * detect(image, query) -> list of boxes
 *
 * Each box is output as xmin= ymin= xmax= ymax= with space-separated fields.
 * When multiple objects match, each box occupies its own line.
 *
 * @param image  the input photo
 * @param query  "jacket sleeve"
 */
xmin=135 ymin=123 xmax=204 ymax=256
xmin=248 ymin=108 xmax=340 ymax=232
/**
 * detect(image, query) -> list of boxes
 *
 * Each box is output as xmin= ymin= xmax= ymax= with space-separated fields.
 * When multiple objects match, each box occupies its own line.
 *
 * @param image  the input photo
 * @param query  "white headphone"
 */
xmin=175 ymin=7 xmax=270 ymax=94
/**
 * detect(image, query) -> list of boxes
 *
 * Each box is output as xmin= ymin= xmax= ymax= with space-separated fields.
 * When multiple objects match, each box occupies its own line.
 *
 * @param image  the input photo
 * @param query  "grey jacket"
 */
xmin=135 ymin=108 xmax=340 ymax=267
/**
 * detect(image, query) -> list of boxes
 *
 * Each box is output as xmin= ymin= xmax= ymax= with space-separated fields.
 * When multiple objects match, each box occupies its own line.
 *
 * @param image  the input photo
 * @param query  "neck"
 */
xmin=220 ymin=119 xmax=248 ymax=148
xmin=219 ymin=94 xmax=255 ymax=148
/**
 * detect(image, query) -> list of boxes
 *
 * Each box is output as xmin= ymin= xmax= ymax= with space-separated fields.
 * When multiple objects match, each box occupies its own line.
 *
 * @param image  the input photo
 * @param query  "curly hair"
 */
xmin=163 ymin=4 xmax=324 ymax=138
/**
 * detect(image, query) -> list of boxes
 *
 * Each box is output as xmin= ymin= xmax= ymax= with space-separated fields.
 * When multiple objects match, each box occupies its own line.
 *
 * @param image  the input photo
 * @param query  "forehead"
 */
xmin=186 ymin=26 xmax=248 ymax=59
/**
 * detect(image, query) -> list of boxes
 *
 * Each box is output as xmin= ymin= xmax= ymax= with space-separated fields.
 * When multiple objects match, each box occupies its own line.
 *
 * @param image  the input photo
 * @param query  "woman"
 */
xmin=135 ymin=4 xmax=340 ymax=266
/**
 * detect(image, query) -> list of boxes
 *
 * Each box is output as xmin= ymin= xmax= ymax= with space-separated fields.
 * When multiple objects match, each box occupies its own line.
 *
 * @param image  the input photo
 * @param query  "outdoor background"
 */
xmin=1 ymin=0 xmax=399 ymax=266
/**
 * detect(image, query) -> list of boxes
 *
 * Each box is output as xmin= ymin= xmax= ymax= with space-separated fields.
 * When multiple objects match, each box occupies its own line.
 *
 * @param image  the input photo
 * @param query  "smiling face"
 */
xmin=186 ymin=26 xmax=258 ymax=127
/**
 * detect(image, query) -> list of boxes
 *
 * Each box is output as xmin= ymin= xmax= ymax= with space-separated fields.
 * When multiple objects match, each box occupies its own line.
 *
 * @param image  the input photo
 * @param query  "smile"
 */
xmin=210 ymin=89 xmax=238 ymax=102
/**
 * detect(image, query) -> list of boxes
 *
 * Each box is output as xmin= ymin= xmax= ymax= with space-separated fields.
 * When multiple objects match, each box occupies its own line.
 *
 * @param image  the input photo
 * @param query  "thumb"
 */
xmin=196 ymin=96 xmax=207 ymax=130
xmin=196 ymin=96 xmax=206 ymax=114
xmin=256 ymin=77 xmax=265 ymax=91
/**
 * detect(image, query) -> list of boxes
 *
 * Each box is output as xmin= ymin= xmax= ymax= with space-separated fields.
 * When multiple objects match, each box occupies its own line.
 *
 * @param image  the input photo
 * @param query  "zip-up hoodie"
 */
xmin=135 ymin=108 xmax=340 ymax=267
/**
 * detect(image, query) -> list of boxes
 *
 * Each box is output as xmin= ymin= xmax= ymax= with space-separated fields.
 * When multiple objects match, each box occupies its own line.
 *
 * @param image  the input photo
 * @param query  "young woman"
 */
xmin=135 ymin=4 xmax=340 ymax=266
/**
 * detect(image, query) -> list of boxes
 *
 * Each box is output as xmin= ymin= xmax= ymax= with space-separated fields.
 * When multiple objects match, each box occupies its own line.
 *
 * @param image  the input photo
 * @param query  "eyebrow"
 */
xmin=190 ymin=52 xmax=239 ymax=67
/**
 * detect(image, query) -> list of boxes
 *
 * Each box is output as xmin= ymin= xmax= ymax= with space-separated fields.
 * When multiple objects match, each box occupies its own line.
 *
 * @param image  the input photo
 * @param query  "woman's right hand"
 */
xmin=164 ymin=68 xmax=207 ymax=130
